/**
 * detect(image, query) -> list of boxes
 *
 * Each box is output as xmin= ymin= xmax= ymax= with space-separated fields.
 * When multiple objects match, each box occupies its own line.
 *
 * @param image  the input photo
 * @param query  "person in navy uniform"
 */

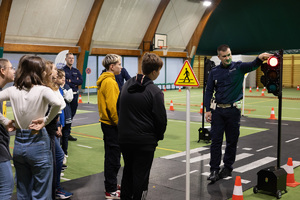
xmin=204 ymin=44 xmax=272 ymax=183
xmin=63 ymin=53 xmax=83 ymax=141
xmin=101 ymin=67 xmax=131 ymax=91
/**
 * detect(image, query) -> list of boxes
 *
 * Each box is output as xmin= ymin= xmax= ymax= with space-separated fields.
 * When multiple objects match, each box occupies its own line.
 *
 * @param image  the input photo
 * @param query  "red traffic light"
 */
xmin=267 ymin=56 xmax=279 ymax=67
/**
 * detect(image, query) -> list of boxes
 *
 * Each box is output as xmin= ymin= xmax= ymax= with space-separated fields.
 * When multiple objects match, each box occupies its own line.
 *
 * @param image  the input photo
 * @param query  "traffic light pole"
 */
xmin=277 ymin=49 xmax=283 ymax=168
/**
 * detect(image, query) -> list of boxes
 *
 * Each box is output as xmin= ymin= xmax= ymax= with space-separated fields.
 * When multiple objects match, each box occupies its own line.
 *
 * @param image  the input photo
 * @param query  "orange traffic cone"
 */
xmin=263 ymin=87 xmax=266 ymax=91
xmin=164 ymin=85 xmax=167 ymax=92
xmin=269 ymin=107 xmax=276 ymax=119
xmin=178 ymin=86 xmax=182 ymax=92
xmin=297 ymin=85 xmax=299 ymax=90
xmin=232 ymin=176 xmax=243 ymax=200
xmin=199 ymin=102 xmax=203 ymax=114
xmin=261 ymin=90 xmax=265 ymax=96
xmin=249 ymin=87 xmax=252 ymax=93
xmin=169 ymin=100 xmax=175 ymax=111
xmin=286 ymin=157 xmax=300 ymax=187
xmin=78 ymin=94 xmax=83 ymax=103
xmin=256 ymin=86 xmax=259 ymax=92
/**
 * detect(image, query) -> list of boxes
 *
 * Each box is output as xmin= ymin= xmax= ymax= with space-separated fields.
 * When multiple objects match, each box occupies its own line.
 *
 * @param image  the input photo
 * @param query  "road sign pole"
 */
xmin=186 ymin=87 xmax=190 ymax=200
xmin=87 ymin=74 xmax=90 ymax=104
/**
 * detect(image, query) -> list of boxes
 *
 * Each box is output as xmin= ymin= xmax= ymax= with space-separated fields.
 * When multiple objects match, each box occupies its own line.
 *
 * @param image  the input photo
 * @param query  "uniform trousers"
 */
xmin=210 ymin=106 xmax=241 ymax=172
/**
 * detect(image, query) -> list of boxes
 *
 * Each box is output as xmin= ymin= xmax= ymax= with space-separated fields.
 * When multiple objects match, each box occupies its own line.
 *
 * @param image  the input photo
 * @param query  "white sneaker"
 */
xmin=63 ymin=155 xmax=67 ymax=165
xmin=105 ymin=191 xmax=120 ymax=199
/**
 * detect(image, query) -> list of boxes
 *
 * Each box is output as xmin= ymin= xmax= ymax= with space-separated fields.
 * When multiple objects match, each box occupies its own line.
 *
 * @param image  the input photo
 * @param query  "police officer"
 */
xmin=204 ymin=44 xmax=272 ymax=183
xmin=63 ymin=53 xmax=83 ymax=141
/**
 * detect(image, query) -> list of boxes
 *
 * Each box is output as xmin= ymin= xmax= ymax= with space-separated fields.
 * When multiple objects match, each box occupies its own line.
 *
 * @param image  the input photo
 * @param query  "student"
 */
xmin=45 ymin=61 xmax=73 ymax=199
xmin=0 ymin=56 xmax=61 ymax=199
xmin=117 ymin=53 xmax=167 ymax=200
xmin=56 ymin=69 xmax=73 ymax=164
xmin=97 ymin=54 xmax=122 ymax=199
xmin=0 ymin=58 xmax=15 ymax=200
xmin=102 ymin=67 xmax=131 ymax=91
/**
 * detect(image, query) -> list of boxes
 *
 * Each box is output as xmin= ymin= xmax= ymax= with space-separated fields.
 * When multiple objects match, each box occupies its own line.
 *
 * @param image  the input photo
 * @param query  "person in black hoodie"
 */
xmin=117 ymin=53 xmax=167 ymax=200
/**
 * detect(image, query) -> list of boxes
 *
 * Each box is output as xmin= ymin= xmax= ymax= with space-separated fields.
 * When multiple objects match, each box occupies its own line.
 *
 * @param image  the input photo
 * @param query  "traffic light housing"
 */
xmin=260 ymin=51 xmax=283 ymax=96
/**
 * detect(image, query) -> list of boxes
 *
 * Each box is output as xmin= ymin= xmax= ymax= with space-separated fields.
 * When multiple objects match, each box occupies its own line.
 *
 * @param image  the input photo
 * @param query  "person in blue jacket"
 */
xmin=204 ymin=44 xmax=272 ymax=183
xmin=102 ymin=67 xmax=131 ymax=91
xmin=63 ymin=53 xmax=83 ymax=141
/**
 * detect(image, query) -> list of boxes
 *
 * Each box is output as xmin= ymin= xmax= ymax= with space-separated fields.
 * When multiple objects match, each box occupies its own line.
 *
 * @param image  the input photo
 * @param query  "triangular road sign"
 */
xmin=174 ymin=60 xmax=199 ymax=87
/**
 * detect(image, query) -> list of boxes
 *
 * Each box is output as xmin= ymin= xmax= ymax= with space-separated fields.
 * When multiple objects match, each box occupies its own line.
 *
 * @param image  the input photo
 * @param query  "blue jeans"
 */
xmin=0 ymin=160 xmax=14 ymax=200
xmin=210 ymin=107 xmax=241 ymax=172
xmin=13 ymin=128 xmax=53 ymax=200
xmin=55 ymin=137 xmax=64 ymax=189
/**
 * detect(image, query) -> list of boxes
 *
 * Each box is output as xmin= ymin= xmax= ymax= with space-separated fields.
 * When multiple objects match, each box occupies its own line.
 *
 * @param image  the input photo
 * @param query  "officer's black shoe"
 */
xmin=219 ymin=167 xmax=232 ymax=179
xmin=207 ymin=171 xmax=219 ymax=183
xmin=68 ymin=135 xmax=77 ymax=141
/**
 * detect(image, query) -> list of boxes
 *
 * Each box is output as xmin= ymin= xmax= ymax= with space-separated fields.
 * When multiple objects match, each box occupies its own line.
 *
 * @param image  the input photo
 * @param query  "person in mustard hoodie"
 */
xmin=97 ymin=54 xmax=122 ymax=199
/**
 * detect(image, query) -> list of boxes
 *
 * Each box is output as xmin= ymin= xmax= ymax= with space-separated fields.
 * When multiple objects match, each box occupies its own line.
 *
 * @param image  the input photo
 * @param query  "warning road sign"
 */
xmin=174 ymin=60 xmax=199 ymax=87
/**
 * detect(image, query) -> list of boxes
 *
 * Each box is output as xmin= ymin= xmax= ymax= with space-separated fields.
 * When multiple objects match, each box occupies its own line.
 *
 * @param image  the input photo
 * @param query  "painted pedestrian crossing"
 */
xmin=161 ymin=146 xmax=299 ymax=179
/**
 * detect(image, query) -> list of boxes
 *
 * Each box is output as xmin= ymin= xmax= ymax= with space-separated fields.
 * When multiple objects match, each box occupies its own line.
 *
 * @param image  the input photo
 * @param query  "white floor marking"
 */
xmin=233 ymin=157 xmax=277 ymax=173
xmin=205 ymin=153 xmax=253 ymax=167
xmin=256 ymin=146 xmax=273 ymax=152
xmin=201 ymin=172 xmax=251 ymax=184
xmin=161 ymin=147 xmax=208 ymax=159
xmin=169 ymin=170 xmax=198 ymax=180
xmin=183 ymin=150 xmax=225 ymax=163
xmin=242 ymin=148 xmax=252 ymax=151
xmin=77 ymin=144 xmax=92 ymax=149
xmin=73 ymin=117 xmax=88 ymax=121
xmin=265 ymin=122 xmax=289 ymax=125
xmin=285 ymin=137 xmax=299 ymax=143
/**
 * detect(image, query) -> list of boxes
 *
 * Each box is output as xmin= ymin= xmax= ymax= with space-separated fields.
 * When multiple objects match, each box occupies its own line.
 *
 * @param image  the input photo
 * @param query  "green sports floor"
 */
xmin=9 ymin=88 xmax=300 ymax=199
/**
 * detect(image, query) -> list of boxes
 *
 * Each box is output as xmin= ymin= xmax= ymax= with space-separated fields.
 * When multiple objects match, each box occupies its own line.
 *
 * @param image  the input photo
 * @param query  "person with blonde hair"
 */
xmin=97 ymin=54 xmax=122 ymax=199
xmin=0 ymin=58 xmax=15 ymax=200
xmin=0 ymin=56 xmax=61 ymax=199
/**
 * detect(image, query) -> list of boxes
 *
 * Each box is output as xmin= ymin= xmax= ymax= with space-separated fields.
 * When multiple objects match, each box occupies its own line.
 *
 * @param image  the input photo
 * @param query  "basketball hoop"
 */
xmin=159 ymin=46 xmax=168 ymax=56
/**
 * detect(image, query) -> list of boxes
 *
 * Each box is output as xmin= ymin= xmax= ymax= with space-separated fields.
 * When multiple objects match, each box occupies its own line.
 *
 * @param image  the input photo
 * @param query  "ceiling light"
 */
xmin=203 ymin=1 xmax=212 ymax=6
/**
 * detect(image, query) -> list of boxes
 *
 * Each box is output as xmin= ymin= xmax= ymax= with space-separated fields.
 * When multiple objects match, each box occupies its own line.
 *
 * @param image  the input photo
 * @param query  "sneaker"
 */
xmin=219 ymin=167 xmax=232 ymax=179
xmin=56 ymin=187 xmax=73 ymax=199
xmin=68 ymin=135 xmax=77 ymax=141
xmin=105 ymin=191 xmax=120 ymax=199
xmin=63 ymin=155 xmax=67 ymax=165
xmin=62 ymin=164 xmax=68 ymax=169
xmin=104 ymin=184 xmax=121 ymax=192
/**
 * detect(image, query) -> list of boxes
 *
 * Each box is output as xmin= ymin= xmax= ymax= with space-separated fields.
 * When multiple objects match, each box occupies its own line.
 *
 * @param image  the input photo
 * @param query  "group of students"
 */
xmin=97 ymin=53 xmax=167 ymax=200
xmin=0 ymin=56 xmax=75 ymax=200
xmin=0 ymin=52 xmax=167 ymax=200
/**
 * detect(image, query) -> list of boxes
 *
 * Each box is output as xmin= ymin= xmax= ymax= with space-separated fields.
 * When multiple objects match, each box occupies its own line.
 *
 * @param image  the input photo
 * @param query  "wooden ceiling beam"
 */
xmin=186 ymin=0 xmax=222 ymax=61
xmin=4 ymin=43 xmax=80 ymax=54
xmin=0 ymin=0 xmax=13 ymax=50
xmin=91 ymin=48 xmax=141 ymax=56
xmin=151 ymin=50 xmax=187 ymax=58
xmin=138 ymin=0 xmax=170 ymax=73
xmin=138 ymin=0 xmax=170 ymax=51
xmin=76 ymin=0 xmax=104 ymax=73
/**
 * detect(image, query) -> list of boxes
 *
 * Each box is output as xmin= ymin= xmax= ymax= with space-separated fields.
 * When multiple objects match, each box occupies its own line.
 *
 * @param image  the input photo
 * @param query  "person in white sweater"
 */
xmin=0 ymin=56 xmax=61 ymax=200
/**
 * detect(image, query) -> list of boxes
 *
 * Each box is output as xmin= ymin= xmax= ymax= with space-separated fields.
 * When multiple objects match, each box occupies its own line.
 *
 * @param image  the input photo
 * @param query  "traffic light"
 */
xmin=260 ymin=51 xmax=282 ymax=96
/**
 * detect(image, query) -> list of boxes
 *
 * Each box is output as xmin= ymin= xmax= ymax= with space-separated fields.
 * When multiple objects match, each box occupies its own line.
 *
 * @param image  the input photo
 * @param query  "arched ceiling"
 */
xmin=2 ymin=0 xmax=298 ymax=58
